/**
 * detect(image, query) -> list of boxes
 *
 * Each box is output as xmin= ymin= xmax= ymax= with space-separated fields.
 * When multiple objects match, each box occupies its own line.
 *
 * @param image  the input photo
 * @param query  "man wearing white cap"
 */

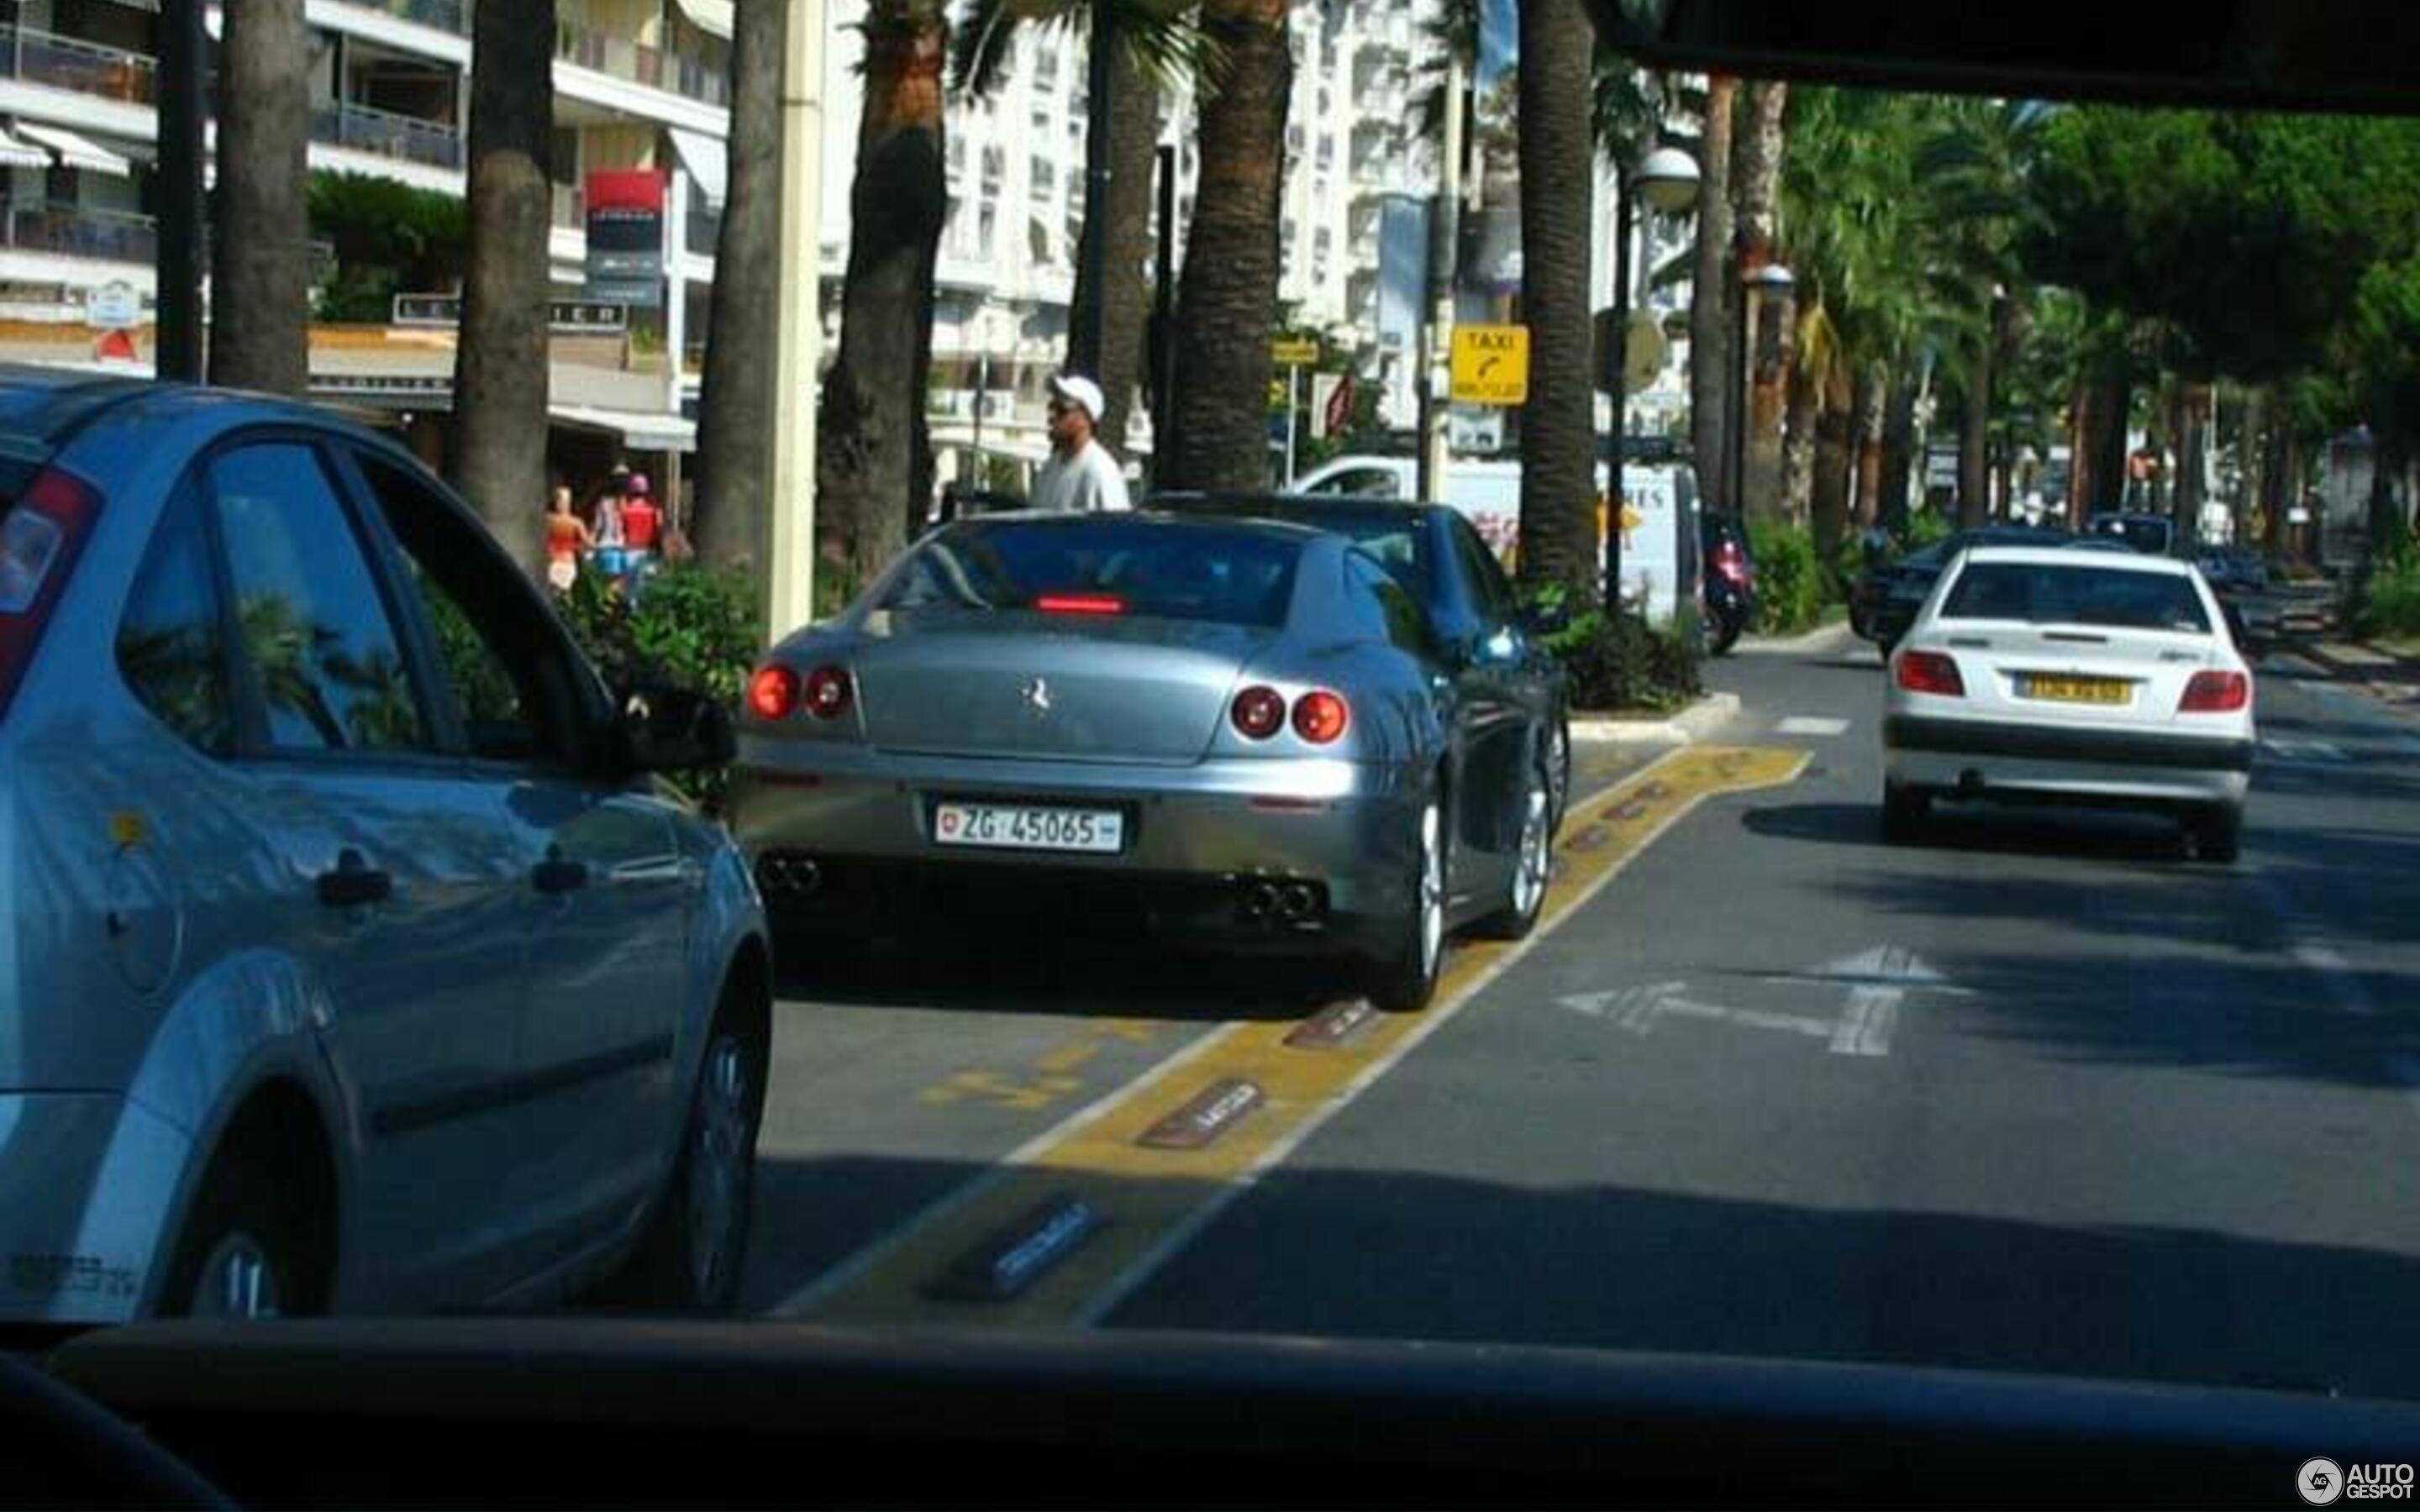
xmin=1029 ymin=372 xmax=1131 ymax=514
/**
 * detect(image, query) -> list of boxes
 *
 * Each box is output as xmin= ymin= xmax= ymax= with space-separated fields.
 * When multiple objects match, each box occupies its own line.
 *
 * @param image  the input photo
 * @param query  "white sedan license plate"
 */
xmin=933 ymin=802 xmax=1124 ymax=854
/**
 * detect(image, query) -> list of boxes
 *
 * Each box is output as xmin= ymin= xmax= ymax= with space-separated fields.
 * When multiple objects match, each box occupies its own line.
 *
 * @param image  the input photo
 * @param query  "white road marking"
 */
xmin=2263 ymin=737 xmax=2347 ymax=763
xmin=2249 ymin=876 xmax=2380 ymax=1022
xmin=1776 ymin=716 xmax=1852 ymax=738
xmin=1830 ymin=985 xmax=1901 ymax=1057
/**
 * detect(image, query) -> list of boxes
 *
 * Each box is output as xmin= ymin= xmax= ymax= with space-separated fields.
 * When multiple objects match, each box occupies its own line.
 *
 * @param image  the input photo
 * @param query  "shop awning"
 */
xmin=0 ymin=126 xmax=55 ymax=171
xmin=671 ymin=0 xmax=734 ymax=39
xmin=17 ymin=123 xmax=134 ymax=178
xmin=668 ymin=128 xmax=726 ymax=209
xmin=551 ymin=402 xmax=696 ymax=454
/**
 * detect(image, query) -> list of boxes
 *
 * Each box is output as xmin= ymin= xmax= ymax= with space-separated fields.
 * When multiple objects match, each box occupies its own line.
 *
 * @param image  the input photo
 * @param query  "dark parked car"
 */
xmin=1851 ymin=524 xmax=2069 ymax=654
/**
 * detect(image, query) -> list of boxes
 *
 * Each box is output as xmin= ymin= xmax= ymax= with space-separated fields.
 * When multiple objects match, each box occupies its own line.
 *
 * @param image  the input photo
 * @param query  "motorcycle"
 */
xmin=1702 ymin=532 xmax=1756 ymax=655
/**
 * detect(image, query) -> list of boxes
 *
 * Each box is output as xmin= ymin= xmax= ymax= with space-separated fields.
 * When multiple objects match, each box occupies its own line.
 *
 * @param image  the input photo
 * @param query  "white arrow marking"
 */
xmin=1830 ymin=984 xmax=1901 ymax=1057
xmin=1777 ymin=945 xmax=1970 ymax=997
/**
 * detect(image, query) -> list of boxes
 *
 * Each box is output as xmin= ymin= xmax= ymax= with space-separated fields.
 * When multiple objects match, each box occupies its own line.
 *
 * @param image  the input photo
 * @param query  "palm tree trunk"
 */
xmin=1734 ymin=80 xmax=1788 ymax=529
xmin=1067 ymin=43 xmax=1160 ymax=460
xmin=1853 ymin=361 xmax=1886 ymax=528
xmin=1689 ymin=76 xmax=1737 ymax=517
xmin=1957 ymin=339 xmax=1991 ymax=528
xmin=451 ymin=0 xmax=556 ymax=572
xmin=210 ymin=0 xmax=309 ymax=396
xmin=2175 ymin=381 xmax=2210 ymax=539
xmin=694 ymin=0 xmax=787 ymax=588
xmin=1781 ymin=354 xmax=1816 ymax=526
xmin=1811 ymin=372 xmax=1853 ymax=565
xmin=818 ymin=0 xmax=949 ymax=586
xmin=2088 ymin=367 xmax=2130 ymax=517
xmin=1879 ymin=367 xmax=1917 ymax=534
xmin=1165 ymin=0 xmax=1289 ymax=492
xmin=1512 ymin=0 xmax=1598 ymax=604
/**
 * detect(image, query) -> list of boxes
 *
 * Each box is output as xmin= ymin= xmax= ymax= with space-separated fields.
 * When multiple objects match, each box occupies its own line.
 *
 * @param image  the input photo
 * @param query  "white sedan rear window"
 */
xmin=1942 ymin=562 xmax=2210 ymax=633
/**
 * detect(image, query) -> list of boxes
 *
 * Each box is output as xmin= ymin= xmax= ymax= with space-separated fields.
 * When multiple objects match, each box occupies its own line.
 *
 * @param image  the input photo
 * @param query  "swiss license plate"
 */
xmin=2019 ymin=674 xmax=2129 ymax=705
xmin=933 ymin=802 xmax=1124 ymax=854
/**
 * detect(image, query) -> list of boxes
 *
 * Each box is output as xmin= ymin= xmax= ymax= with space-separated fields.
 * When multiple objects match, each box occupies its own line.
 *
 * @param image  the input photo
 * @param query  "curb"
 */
xmin=1737 ymin=619 xmax=1855 ymax=653
xmin=1570 ymin=691 xmax=1740 ymax=746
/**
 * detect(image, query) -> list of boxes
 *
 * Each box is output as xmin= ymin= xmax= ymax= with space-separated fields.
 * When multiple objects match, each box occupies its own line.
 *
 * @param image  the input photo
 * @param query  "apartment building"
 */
xmin=0 ymin=0 xmax=733 ymax=487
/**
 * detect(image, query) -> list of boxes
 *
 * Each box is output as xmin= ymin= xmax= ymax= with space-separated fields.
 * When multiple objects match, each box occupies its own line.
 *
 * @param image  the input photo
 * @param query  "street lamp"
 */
xmin=1604 ymin=143 xmax=1701 ymax=612
xmin=1729 ymin=260 xmax=1795 ymax=532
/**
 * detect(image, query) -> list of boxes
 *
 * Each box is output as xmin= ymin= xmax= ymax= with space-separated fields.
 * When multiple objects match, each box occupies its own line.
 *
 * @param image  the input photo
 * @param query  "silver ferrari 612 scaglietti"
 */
xmin=726 ymin=511 xmax=1569 ymax=1012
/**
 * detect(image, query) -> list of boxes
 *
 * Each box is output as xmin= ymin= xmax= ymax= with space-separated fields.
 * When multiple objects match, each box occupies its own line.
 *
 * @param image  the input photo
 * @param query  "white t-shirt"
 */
xmin=1029 ymin=439 xmax=1133 ymax=514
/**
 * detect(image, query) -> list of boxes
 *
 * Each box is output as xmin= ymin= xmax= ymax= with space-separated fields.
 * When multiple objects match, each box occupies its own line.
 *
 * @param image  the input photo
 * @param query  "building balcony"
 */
xmin=329 ymin=0 xmax=471 ymax=34
xmin=3 ymin=202 xmax=155 ymax=265
xmin=0 ymin=24 xmax=157 ymax=106
xmin=555 ymin=21 xmax=727 ymax=108
xmin=312 ymin=100 xmax=464 ymax=169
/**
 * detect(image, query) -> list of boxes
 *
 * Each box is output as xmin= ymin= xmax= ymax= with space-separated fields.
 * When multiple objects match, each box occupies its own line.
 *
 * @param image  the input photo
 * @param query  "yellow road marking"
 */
xmin=1034 ymin=1041 xmax=1102 ymax=1074
xmin=781 ymin=745 xmax=1809 ymax=1325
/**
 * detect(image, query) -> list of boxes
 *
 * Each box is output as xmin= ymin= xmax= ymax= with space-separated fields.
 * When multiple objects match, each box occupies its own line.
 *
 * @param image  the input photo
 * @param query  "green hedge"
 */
xmin=1747 ymin=522 xmax=1831 ymax=635
xmin=1526 ymin=586 xmax=1703 ymax=713
xmin=2351 ymin=523 xmax=2420 ymax=638
xmin=558 ymin=565 xmax=764 ymax=812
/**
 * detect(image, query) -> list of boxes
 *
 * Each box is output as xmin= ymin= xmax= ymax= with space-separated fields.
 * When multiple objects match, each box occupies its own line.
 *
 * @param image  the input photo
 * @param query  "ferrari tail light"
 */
xmin=1292 ymin=689 xmax=1350 ymax=744
xmin=1231 ymin=685 xmax=1286 ymax=739
xmin=802 ymin=665 xmax=854 ymax=720
xmin=2180 ymin=669 xmax=2249 ymax=713
xmin=1895 ymin=649 xmax=1965 ymax=698
xmin=747 ymin=665 xmax=800 ymax=721
xmin=0 ymin=467 xmax=102 ymax=722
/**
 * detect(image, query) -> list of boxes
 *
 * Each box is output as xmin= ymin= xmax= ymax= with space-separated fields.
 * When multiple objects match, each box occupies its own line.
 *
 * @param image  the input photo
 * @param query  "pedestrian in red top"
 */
xmin=623 ymin=474 xmax=663 ymax=556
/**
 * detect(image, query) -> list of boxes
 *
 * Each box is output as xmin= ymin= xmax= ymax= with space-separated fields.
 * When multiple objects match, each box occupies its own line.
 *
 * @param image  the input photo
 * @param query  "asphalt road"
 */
xmin=743 ymin=625 xmax=2420 ymax=1404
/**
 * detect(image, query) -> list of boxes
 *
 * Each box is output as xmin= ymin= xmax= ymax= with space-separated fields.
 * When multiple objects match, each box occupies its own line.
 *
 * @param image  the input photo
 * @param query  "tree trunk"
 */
xmin=1957 ymin=339 xmax=1991 ymax=528
xmin=1165 ymin=0 xmax=1289 ymax=493
xmin=1781 ymin=354 xmax=1816 ymax=527
xmin=1689 ymin=76 xmax=1737 ymax=517
xmin=1067 ymin=41 xmax=1160 ymax=460
xmin=1853 ymin=360 xmax=1886 ymax=528
xmin=451 ymin=0 xmax=556 ymax=572
xmin=2262 ymin=403 xmax=2292 ymax=558
xmin=210 ymin=0 xmax=309 ymax=396
xmin=1879 ymin=367 xmax=1918 ymax=534
xmin=1512 ymin=0 xmax=1598 ymax=605
xmin=2088 ymin=368 xmax=2130 ymax=517
xmin=1734 ymin=80 xmax=1788 ymax=528
xmin=817 ymin=0 xmax=948 ymax=587
xmin=2175 ymin=381 xmax=2209 ymax=540
xmin=1811 ymin=371 xmax=1853 ymax=567
xmin=694 ymin=0 xmax=786 ymax=591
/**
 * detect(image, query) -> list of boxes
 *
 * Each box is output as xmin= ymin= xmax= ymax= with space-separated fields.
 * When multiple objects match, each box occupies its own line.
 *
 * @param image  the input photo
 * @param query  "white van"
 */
xmin=1293 ymin=454 xmax=1702 ymax=623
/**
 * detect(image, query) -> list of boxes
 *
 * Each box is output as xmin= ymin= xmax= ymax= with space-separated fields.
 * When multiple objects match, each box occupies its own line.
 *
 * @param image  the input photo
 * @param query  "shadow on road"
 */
xmin=1741 ymin=799 xmax=2194 ymax=864
xmin=773 ymin=931 xmax=1347 ymax=1025
xmin=732 ymin=1152 xmax=2420 ymax=1406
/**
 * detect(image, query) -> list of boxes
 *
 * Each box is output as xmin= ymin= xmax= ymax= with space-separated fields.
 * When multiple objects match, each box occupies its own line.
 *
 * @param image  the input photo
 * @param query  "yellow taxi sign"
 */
xmin=1270 ymin=337 xmax=1321 ymax=366
xmin=1451 ymin=324 xmax=1529 ymax=405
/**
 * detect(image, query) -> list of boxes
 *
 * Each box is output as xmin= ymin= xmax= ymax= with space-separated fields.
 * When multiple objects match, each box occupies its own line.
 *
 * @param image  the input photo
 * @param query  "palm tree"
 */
xmin=1512 ymin=0 xmax=1599 ymax=603
xmin=451 ymin=0 xmax=556 ymax=573
xmin=1732 ymin=78 xmax=1789 ymax=528
xmin=1164 ymin=0 xmax=1291 ymax=492
xmin=694 ymin=0 xmax=787 ymax=586
xmin=949 ymin=3 xmax=1213 ymax=462
xmin=1689 ymin=76 xmax=1737 ymax=517
xmin=210 ymin=0 xmax=309 ymax=395
xmin=818 ymin=0 xmax=951 ymax=587
xmin=1916 ymin=98 xmax=2049 ymax=528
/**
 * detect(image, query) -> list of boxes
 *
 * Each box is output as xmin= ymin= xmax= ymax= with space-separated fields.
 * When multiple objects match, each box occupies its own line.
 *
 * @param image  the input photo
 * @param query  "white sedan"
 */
xmin=1881 ymin=545 xmax=2255 ymax=861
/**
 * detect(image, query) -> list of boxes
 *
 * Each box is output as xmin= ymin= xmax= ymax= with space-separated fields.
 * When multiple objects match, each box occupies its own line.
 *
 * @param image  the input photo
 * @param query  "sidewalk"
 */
xmin=1570 ymin=691 xmax=1741 ymax=746
xmin=2296 ymin=635 xmax=2420 ymax=711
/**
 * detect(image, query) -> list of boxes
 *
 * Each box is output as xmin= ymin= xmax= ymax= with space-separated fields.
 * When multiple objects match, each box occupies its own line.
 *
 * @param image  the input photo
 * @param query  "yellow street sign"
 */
xmin=1451 ymin=324 xmax=1529 ymax=405
xmin=1270 ymin=338 xmax=1320 ymax=366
